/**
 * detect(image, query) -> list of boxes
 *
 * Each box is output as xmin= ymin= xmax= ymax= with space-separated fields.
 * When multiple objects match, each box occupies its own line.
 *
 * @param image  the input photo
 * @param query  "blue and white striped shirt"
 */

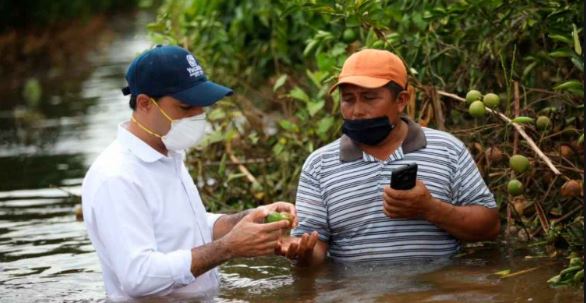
xmin=291 ymin=117 xmax=496 ymax=263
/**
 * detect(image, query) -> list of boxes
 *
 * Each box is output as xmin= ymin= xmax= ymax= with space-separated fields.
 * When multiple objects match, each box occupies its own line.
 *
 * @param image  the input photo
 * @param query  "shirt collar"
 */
xmin=117 ymin=121 xmax=168 ymax=163
xmin=340 ymin=115 xmax=427 ymax=162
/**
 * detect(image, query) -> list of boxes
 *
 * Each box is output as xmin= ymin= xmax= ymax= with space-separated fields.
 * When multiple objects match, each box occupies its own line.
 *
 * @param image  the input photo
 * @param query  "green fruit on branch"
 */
xmin=482 ymin=93 xmax=500 ymax=108
xmin=508 ymin=179 xmax=524 ymax=196
xmin=468 ymin=100 xmax=486 ymax=118
xmin=535 ymin=116 xmax=552 ymax=130
xmin=509 ymin=154 xmax=530 ymax=173
xmin=342 ymin=28 xmax=357 ymax=43
xmin=466 ymin=90 xmax=482 ymax=103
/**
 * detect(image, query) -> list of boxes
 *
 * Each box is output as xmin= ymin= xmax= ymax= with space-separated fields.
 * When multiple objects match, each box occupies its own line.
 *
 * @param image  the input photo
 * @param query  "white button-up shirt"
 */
xmin=82 ymin=122 xmax=222 ymax=300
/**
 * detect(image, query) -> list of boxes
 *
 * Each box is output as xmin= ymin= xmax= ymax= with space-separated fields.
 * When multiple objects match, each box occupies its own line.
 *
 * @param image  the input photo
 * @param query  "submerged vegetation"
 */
xmin=147 ymin=0 xmax=583 ymax=285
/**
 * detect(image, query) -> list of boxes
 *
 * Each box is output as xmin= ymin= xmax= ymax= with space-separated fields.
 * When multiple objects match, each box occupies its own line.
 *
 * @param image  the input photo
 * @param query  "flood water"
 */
xmin=0 ymin=11 xmax=583 ymax=303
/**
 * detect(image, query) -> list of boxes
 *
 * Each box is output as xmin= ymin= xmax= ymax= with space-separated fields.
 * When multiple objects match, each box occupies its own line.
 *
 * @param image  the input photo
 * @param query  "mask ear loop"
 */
xmin=129 ymin=97 xmax=172 ymax=138
xmin=131 ymin=116 xmax=162 ymax=138
xmin=150 ymin=98 xmax=175 ymax=122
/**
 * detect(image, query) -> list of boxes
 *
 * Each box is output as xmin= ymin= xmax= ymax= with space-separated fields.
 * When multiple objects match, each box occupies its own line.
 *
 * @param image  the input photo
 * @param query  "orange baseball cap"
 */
xmin=329 ymin=49 xmax=407 ymax=94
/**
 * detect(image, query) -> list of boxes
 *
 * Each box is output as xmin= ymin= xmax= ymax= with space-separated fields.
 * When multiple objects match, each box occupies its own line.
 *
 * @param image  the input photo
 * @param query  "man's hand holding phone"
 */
xmin=383 ymin=163 xmax=436 ymax=219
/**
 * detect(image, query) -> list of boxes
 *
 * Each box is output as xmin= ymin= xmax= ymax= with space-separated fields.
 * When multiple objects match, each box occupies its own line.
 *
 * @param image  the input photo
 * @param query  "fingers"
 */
xmin=246 ymin=207 xmax=270 ymax=223
xmin=268 ymin=201 xmax=299 ymax=227
xmin=383 ymin=185 xmax=409 ymax=200
xmin=306 ymin=231 xmax=318 ymax=250
xmin=384 ymin=180 xmax=426 ymax=199
xmin=260 ymin=219 xmax=291 ymax=232
xmin=286 ymin=241 xmax=299 ymax=259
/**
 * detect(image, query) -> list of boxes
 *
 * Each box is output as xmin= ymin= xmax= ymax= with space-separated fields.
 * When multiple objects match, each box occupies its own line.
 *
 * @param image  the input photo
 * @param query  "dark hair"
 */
xmin=129 ymin=95 xmax=161 ymax=110
xmin=384 ymin=81 xmax=405 ymax=99
xmin=129 ymin=95 xmax=137 ymax=110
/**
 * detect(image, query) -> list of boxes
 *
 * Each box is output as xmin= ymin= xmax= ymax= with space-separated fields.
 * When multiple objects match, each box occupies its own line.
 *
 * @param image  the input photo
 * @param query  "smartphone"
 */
xmin=390 ymin=163 xmax=418 ymax=190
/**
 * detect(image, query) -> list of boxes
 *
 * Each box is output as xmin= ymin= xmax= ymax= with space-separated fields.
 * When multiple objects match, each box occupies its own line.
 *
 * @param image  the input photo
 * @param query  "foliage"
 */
xmin=548 ymin=253 xmax=584 ymax=287
xmin=0 ymin=0 xmax=143 ymax=32
xmin=148 ymin=0 xmax=584 ymax=263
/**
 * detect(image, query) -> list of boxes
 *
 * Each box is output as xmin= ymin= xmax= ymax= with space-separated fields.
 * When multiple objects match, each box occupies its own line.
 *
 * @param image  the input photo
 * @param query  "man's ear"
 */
xmin=135 ymin=94 xmax=153 ymax=113
xmin=395 ymin=90 xmax=410 ymax=112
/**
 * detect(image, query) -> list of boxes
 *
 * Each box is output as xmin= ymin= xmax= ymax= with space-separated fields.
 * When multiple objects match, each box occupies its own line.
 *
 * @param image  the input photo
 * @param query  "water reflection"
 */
xmin=0 ymin=10 xmax=153 ymax=303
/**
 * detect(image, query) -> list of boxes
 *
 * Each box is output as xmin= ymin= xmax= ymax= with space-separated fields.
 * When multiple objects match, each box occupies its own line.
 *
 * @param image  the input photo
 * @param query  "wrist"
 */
xmin=216 ymin=236 xmax=234 ymax=260
xmin=423 ymin=198 xmax=444 ymax=224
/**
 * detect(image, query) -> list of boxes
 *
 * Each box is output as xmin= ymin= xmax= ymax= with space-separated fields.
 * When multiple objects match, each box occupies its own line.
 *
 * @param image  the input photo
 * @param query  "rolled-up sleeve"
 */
xmin=90 ymin=177 xmax=196 ymax=297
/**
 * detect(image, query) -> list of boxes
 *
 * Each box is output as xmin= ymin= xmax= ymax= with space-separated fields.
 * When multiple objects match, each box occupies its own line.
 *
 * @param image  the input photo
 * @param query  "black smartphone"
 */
xmin=390 ymin=163 xmax=418 ymax=190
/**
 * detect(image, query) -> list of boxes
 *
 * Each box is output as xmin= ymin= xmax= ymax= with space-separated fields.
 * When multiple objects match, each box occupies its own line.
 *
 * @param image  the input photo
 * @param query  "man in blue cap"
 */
xmin=81 ymin=45 xmax=296 ymax=300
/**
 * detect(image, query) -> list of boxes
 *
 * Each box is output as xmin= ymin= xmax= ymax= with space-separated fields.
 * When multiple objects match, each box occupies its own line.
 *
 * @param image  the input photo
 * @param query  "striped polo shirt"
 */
xmin=291 ymin=116 xmax=496 ymax=263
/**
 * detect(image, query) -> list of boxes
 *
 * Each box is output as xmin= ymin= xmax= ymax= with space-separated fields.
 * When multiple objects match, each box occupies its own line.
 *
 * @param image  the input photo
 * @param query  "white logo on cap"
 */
xmin=186 ymin=54 xmax=204 ymax=78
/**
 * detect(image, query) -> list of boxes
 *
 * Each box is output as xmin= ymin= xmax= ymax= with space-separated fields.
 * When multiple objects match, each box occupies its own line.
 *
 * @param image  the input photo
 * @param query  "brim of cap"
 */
xmin=172 ymin=80 xmax=233 ymax=107
xmin=328 ymin=76 xmax=391 ymax=95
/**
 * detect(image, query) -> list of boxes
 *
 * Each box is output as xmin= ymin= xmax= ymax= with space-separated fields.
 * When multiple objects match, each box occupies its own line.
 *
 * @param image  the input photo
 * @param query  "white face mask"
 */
xmin=130 ymin=99 xmax=207 ymax=152
xmin=162 ymin=113 xmax=206 ymax=151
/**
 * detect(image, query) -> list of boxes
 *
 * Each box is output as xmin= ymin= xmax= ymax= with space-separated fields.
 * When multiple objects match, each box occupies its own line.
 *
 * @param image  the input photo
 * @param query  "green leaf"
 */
xmin=554 ymin=80 xmax=583 ymax=91
xmin=493 ymin=269 xmax=511 ymax=277
xmin=307 ymin=100 xmax=325 ymax=117
xmin=549 ymin=50 xmax=572 ymax=58
xmin=317 ymin=116 xmax=335 ymax=135
xmin=572 ymin=24 xmax=582 ymax=55
xmin=303 ymin=39 xmax=318 ymax=57
xmin=571 ymin=55 xmax=584 ymax=72
xmin=146 ymin=22 xmax=166 ymax=33
xmin=204 ymin=130 xmax=225 ymax=145
xmin=207 ymin=108 xmax=226 ymax=121
xmin=288 ymin=86 xmax=310 ymax=103
xmin=272 ymin=142 xmax=285 ymax=156
xmin=306 ymin=70 xmax=328 ymax=88
xmin=522 ymin=61 xmax=537 ymax=78
xmin=273 ymin=74 xmax=288 ymax=92
xmin=548 ymin=34 xmax=572 ymax=45
xmin=278 ymin=119 xmax=299 ymax=132
xmin=218 ymin=153 xmax=227 ymax=175
xmin=511 ymin=116 xmax=535 ymax=124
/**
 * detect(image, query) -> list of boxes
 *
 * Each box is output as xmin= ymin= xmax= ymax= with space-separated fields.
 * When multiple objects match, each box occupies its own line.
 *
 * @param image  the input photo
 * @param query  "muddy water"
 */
xmin=0 ymin=10 xmax=583 ymax=303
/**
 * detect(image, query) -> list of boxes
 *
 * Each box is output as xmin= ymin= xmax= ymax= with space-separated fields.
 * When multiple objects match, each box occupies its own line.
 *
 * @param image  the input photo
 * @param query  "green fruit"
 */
xmin=23 ymin=78 xmax=42 ymax=106
xmin=509 ymin=154 xmax=530 ymax=173
xmin=265 ymin=212 xmax=291 ymax=224
xmin=483 ymin=93 xmax=500 ymax=108
xmin=466 ymin=90 xmax=482 ymax=103
xmin=342 ymin=28 xmax=357 ymax=43
xmin=507 ymin=179 xmax=524 ymax=196
xmin=535 ymin=116 xmax=552 ymax=130
xmin=468 ymin=100 xmax=486 ymax=118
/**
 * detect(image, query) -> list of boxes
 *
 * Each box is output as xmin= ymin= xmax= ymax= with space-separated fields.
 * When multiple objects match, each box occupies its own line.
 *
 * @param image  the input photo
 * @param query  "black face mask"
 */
xmin=342 ymin=116 xmax=395 ymax=146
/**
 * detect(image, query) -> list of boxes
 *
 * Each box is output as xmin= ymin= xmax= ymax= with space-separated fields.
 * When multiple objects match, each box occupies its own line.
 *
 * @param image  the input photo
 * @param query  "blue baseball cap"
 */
xmin=122 ymin=45 xmax=233 ymax=106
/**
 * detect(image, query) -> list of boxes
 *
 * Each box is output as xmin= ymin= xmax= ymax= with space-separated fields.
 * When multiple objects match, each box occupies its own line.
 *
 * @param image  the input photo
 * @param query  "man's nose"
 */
xmin=351 ymin=100 xmax=367 ymax=119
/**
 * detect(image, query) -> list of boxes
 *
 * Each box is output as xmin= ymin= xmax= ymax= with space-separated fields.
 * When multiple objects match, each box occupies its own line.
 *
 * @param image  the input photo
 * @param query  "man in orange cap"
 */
xmin=277 ymin=49 xmax=499 ymax=265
